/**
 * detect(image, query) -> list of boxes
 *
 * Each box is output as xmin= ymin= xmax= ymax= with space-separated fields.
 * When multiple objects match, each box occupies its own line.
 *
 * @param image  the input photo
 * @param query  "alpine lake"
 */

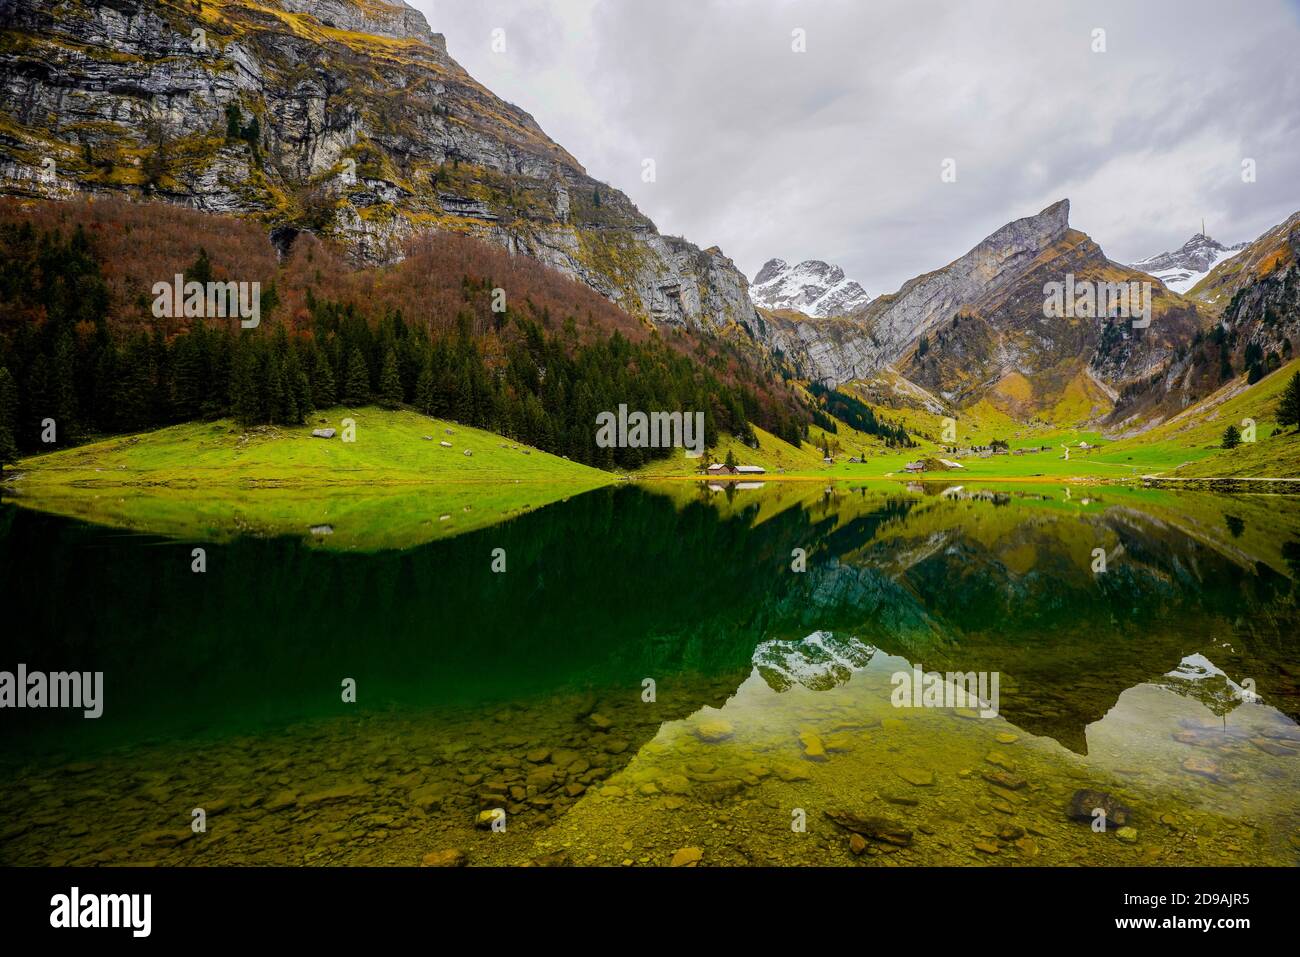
xmin=2 ymin=479 xmax=1299 ymax=867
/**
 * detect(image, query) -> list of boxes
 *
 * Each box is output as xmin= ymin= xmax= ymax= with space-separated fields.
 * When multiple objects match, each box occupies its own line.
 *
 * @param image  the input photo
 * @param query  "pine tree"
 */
xmin=117 ymin=334 xmax=154 ymax=432
xmin=0 ymin=366 xmax=18 ymax=470
xmin=187 ymin=248 xmax=213 ymax=286
xmin=310 ymin=344 xmax=336 ymax=409
xmin=230 ymin=338 xmax=262 ymax=426
xmin=171 ymin=322 xmax=209 ymax=420
xmin=263 ymin=350 xmax=287 ymax=424
xmin=344 ymin=349 xmax=370 ymax=405
xmin=52 ymin=331 xmax=79 ymax=440
xmin=379 ymin=348 xmax=402 ymax=409
xmin=1277 ymin=371 xmax=1300 ymax=430
xmin=294 ymin=370 xmax=314 ymax=422
xmin=415 ymin=353 xmax=435 ymax=414
xmin=1222 ymin=424 xmax=1241 ymax=449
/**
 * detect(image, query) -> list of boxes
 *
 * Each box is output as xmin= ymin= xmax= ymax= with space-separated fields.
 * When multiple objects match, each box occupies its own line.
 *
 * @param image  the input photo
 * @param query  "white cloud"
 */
xmin=415 ymin=0 xmax=1300 ymax=292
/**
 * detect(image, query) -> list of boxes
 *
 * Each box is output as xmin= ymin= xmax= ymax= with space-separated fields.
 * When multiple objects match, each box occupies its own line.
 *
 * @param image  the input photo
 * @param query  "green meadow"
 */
xmin=3 ymin=407 xmax=613 ymax=550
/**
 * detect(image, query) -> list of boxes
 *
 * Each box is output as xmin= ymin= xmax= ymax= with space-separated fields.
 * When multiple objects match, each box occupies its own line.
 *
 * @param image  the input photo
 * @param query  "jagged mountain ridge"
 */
xmin=900 ymin=210 xmax=1207 ymax=422
xmin=1110 ymin=210 xmax=1300 ymax=430
xmin=1129 ymin=232 xmax=1249 ymax=294
xmin=750 ymin=258 xmax=871 ymax=317
xmin=0 ymin=0 xmax=755 ymax=333
xmin=754 ymin=200 xmax=1208 ymax=425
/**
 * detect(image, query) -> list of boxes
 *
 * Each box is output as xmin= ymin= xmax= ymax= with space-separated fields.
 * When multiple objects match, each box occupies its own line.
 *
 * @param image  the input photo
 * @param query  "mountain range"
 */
xmin=0 ymin=0 xmax=1296 ymax=444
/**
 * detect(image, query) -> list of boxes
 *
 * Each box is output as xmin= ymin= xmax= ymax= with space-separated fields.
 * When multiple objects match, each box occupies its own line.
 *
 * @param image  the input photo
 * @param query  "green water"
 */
xmin=2 ymin=481 xmax=1299 ymax=866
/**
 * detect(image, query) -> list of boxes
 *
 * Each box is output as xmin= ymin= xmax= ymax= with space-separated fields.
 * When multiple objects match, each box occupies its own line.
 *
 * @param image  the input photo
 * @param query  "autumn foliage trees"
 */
xmin=0 ymin=198 xmax=810 ymax=470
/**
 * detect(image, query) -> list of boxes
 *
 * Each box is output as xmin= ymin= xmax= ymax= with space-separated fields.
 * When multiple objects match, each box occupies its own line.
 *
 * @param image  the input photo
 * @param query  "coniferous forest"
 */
xmin=0 ymin=201 xmax=811 ymax=471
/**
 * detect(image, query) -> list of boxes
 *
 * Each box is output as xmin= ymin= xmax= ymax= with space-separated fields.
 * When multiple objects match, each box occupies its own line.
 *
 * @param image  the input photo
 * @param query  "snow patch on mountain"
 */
xmin=1129 ymin=232 xmax=1248 ymax=294
xmin=750 ymin=258 xmax=872 ymax=317
xmin=751 ymin=630 xmax=876 ymax=692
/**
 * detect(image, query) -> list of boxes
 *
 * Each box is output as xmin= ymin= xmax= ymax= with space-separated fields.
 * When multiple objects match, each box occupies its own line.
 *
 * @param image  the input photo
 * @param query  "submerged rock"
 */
xmin=824 ymin=810 xmax=913 ymax=846
xmin=896 ymin=767 xmax=935 ymax=787
xmin=670 ymin=846 xmax=703 ymax=867
xmin=1250 ymin=737 xmax=1297 ymax=757
xmin=799 ymin=729 xmax=828 ymax=761
xmin=693 ymin=719 xmax=733 ymax=743
xmin=421 ymin=848 xmax=466 ymax=867
xmin=1067 ymin=788 xmax=1132 ymax=829
xmin=1181 ymin=754 xmax=1223 ymax=780
xmin=981 ymin=770 xmax=1027 ymax=790
xmin=474 ymin=809 xmax=504 ymax=829
xmin=524 ymin=851 xmax=569 ymax=867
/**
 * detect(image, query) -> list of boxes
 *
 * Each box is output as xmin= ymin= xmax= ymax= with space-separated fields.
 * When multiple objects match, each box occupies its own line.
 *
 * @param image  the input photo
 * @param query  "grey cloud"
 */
xmin=420 ymin=0 xmax=1299 ymax=293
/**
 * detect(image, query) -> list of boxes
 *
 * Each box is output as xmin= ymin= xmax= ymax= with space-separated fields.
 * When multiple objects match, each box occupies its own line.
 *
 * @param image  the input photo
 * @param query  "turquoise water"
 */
xmin=1 ymin=481 xmax=1298 ymax=865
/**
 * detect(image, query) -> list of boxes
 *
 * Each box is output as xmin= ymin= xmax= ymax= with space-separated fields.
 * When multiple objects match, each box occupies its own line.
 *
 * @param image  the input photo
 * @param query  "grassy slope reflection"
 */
xmin=2 ymin=482 xmax=1297 ymax=759
xmin=3 ymin=482 xmax=1300 ymax=865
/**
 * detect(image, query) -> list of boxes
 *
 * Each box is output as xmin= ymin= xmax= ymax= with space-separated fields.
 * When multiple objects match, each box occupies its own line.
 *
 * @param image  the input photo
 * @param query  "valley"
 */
xmin=0 ymin=0 xmax=1298 ymax=883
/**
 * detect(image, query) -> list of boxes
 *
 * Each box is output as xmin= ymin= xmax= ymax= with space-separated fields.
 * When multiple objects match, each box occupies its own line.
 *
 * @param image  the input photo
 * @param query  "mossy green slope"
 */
xmin=9 ymin=406 xmax=611 ymax=487
xmin=2 ymin=407 xmax=614 ymax=550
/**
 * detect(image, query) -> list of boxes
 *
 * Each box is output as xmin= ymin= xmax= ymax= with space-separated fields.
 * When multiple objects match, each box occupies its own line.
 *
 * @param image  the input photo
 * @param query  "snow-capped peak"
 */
xmin=750 ymin=258 xmax=872 ymax=318
xmin=1129 ymin=231 xmax=1249 ymax=294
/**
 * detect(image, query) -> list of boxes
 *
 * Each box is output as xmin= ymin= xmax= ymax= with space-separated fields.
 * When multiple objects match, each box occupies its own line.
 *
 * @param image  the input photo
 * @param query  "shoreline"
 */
xmin=8 ymin=469 xmax=1300 ymax=491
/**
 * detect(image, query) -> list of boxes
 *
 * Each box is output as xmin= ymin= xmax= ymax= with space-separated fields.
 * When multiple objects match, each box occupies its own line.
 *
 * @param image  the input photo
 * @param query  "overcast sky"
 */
xmin=412 ymin=0 xmax=1300 ymax=294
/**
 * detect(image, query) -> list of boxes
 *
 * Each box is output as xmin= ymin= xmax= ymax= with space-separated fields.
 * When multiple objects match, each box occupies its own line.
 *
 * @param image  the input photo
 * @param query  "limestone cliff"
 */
xmin=0 ymin=0 xmax=756 ymax=331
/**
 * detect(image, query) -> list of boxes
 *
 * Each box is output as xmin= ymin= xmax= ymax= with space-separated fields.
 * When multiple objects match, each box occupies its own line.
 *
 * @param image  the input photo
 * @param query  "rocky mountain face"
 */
xmin=754 ymin=201 xmax=1089 ymax=389
xmin=752 ymin=200 xmax=1207 ymax=423
xmin=749 ymin=258 xmax=871 ymax=317
xmin=0 ymin=0 xmax=756 ymax=332
xmin=1129 ymin=232 xmax=1249 ymax=294
xmin=1110 ymin=211 xmax=1300 ymax=429
xmin=899 ymin=208 xmax=1207 ymax=422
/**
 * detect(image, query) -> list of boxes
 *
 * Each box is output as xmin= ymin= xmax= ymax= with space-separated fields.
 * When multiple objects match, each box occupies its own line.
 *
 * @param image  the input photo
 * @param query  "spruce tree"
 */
xmin=1222 ymin=424 xmax=1241 ymax=449
xmin=415 ymin=353 xmax=435 ymax=414
xmin=311 ymin=344 xmax=336 ymax=409
xmin=263 ymin=351 xmax=287 ymax=425
xmin=187 ymin=248 xmax=213 ymax=286
xmin=1278 ymin=371 xmax=1300 ymax=430
xmin=344 ymin=349 xmax=370 ymax=405
xmin=52 ymin=331 xmax=79 ymax=440
xmin=0 ymin=366 xmax=18 ymax=470
xmin=379 ymin=348 xmax=402 ymax=409
xmin=230 ymin=339 xmax=262 ymax=426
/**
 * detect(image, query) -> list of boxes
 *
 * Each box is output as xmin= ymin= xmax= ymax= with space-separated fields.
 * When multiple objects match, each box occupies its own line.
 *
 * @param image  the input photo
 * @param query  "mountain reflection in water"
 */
xmin=2 ymin=481 xmax=1298 ymax=866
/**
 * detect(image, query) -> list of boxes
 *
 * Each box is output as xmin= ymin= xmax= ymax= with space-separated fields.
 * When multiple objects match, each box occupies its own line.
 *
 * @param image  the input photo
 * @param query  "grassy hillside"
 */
xmin=632 ymin=423 xmax=827 ymax=477
xmin=7 ymin=406 xmax=612 ymax=487
xmin=2 ymin=407 xmax=614 ymax=550
xmin=1106 ymin=359 xmax=1300 ymax=477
